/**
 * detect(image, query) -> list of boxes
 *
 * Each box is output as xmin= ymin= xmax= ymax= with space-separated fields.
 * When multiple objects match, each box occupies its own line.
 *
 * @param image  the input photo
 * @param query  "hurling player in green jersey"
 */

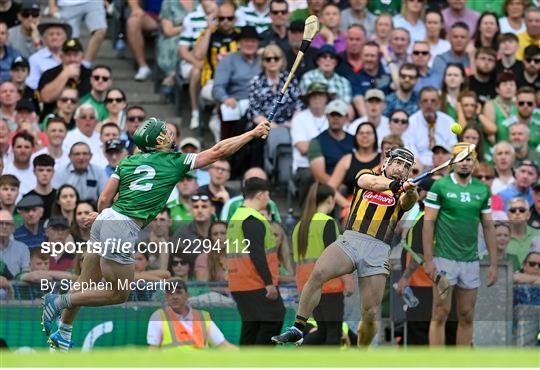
xmin=423 ymin=142 xmax=498 ymax=347
xmin=42 ymin=117 xmax=270 ymax=351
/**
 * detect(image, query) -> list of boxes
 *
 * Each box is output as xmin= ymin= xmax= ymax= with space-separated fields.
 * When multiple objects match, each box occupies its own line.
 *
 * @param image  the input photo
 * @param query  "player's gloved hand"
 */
xmin=84 ymin=211 xmax=99 ymax=229
xmin=265 ymin=284 xmax=278 ymax=300
xmin=253 ymin=120 xmax=271 ymax=138
xmin=389 ymin=179 xmax=404 ymax=195
xmin=487 ymin=264 xmax=498 ymax=287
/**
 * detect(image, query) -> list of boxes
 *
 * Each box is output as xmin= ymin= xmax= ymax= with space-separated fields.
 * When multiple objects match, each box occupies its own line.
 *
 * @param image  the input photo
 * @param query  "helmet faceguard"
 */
xmin=133 ymin=118 xmax=174 ymax=152
xmin=382 ymin=147 xmax=415 ymax=180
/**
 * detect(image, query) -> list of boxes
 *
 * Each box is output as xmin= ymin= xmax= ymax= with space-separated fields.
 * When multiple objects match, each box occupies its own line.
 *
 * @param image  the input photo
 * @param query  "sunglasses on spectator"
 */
xmin=508 ymin=207 xmax=527 ymax=213
xmin=172 ymin=260 xmax=189 ymax=266
xmin=191 ymin=194 xmax=210 ymax=202
xmin=391 ymin=118 xmax=408 ymax=125
xmin=412 ymin=50 xmax=429 ymax=56
xmin=476 ymin=174 xmax=494 ymax=180
xmin=518 ymin=101 xmax=535 ymax=107
xmin=60 ymin=97 xmax=77 ymax=103
xmin=527 ymin=261 xmax=540 ymax=268
xmin=92 ymin=75 xmax=110 ymax=82
xmin=271 ymin=10 xmax=287 ymax=15
xmin=264 ymin=56 xmax=280 ymax=63
xmin=21 ymin=10 xmax=39 ymax=18
xmin=218 ymin=16 xmax=234 ymax=22
xmin=106 ymin=97 xmax=125 ymax=104
xmin=127 ymin=115 xmax=145 ymax=122
xmin=525 ymin=57 xmax=540 ymax=64
xmin=400 ymin=73 xmax=417 ymax=80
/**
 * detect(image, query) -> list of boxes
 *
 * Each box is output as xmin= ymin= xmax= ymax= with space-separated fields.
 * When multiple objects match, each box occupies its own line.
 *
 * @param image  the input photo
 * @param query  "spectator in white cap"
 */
xmin=7 ymin=0 xmax=42 ymax=58
xmin=308 ymin=99 xmax=354 ymax=201
xmin=178 ymin=137 xmax=209 ymax=187
xmin=346 ymin=88 xmax=389 ymax=146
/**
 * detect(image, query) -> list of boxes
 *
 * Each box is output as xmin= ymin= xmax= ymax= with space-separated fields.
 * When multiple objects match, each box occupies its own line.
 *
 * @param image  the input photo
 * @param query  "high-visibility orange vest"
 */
xmin=292 ymin=212 xmax=344 ymax=294
xmin=226 ymin=207 xmax=279 ymax=292
xmin=157 ymin=307 xmax=211 ymax=350
xmin=406 ymin=212 xmax=432 ymax=288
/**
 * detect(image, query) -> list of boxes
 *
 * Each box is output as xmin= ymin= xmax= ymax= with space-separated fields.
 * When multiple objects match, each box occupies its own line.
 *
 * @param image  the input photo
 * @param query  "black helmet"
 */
xmin=382 ymin=147 xmax=415 ymax=180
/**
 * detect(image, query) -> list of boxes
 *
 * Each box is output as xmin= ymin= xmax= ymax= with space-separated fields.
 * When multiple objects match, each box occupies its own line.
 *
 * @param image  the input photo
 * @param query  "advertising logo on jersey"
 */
xmin=363 ymin=191 xmax=396 ymax=206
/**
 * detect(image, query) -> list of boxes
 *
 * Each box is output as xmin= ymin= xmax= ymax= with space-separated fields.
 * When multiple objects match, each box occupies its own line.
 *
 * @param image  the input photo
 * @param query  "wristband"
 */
xmin=389 ymin=179 xmax=403 ymax=194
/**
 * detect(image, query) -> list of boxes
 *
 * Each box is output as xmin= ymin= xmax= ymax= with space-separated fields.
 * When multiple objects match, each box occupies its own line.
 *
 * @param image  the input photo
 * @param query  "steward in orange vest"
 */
xmin=146 ymin=278 xmax=236 ymax=349
xmin=226 ymin=178 xmax=285 ymax=345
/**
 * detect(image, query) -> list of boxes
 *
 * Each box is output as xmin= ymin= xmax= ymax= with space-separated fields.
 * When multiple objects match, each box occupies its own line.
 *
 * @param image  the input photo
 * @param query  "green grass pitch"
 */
xmin=2 ymin=347 xmax=539 ymax=367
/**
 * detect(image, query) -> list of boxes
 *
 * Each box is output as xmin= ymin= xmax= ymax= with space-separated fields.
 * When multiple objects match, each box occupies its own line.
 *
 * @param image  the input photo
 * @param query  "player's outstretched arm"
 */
xmin=97 ymin=177 xmax=120 ymax=212
xmin=357 ymin=173 xmax=394 ymax=192
xmin=193 ymin=121 xmax=271 ymax=169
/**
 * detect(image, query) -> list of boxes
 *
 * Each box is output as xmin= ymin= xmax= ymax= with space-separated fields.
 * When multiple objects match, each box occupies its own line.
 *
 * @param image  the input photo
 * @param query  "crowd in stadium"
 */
xmin=0 ymin=0 xmax=540 ymax=349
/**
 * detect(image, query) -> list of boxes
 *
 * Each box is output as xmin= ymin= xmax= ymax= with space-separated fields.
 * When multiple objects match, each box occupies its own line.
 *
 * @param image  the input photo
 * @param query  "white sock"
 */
xmin=59 ymin=322 xmax=73 ymax=341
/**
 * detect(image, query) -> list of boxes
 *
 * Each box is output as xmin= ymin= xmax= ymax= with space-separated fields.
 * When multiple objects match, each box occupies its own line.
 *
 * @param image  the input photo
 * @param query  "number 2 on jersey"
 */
xmin=129 ymin=165 xmax=156 ymax=191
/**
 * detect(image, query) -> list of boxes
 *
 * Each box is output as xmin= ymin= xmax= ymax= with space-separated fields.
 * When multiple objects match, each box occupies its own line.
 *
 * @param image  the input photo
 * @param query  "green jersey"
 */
xmin=79 ymin=93 xmax=108 ymax=122
xmin=112 ymin=151 xmax=197 ymax=225
xmin=424 ymin=174 xmax=491 ymax=262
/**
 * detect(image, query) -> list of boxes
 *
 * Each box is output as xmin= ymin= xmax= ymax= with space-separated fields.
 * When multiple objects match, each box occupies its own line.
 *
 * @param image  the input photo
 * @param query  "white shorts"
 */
xmin=59 ymin=1 xmax=107 ymax=37
xmin=336 ymin=230 xmax=391 ymax=278
xmin=90 ymin=208 xmax=141 ymax=264
xmin=180 ymin=60 xmax=193 ymax=80
xmin=434 ymin=256 xmax=480 ymax=290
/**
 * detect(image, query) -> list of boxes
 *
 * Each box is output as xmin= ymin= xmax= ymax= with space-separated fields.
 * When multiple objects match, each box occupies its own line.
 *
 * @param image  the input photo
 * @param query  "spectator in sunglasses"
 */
xmin=120 ymin=105 xmax=145 ymax=154
xmin=170 ymin=193 xmax=215 ymax=265
xmin=79 ymin=65 xmax=112 ymax=122
xmin=517 ymin=45 xmax=540 ymax=90
xmin=507 ymin=87 xmax=540 ymax=148
xmin=7 ymin=0 xmax=41 ymax=58
xmin=41 ymin=87 xmax=77 ymax=131
xmin=384 ymin=63 xmax=419 ymax=117
xmin=260 ymin=0 xmax=289 ymax=53
xmin=506 ymin=198 xmax=537 ymax=268
xmin=513 ymin=250 xmax=540 ymax=284
xmin=498 ymin=160 xmax=538 ymax=210
xmin=411 ymin=41 xmax=439 ymax=94
xmin=102 ymin=88 xmax=127 ymax=129
xmin=474 ymin=162 xmax=505 ymax=213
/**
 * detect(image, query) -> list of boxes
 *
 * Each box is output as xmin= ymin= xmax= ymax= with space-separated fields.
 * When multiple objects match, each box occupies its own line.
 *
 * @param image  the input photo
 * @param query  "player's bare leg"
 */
xmin=429 ymin=285 xmax=454 ymax=346
xmin=68 ymin=258 xmax=134 ymax=306
xmin=61 ymin=252 xmax=103 ymax=325
xmin=272 ymin=244 xmax=354 ymax=344
xmin=454 ymin=287 xmax=478 ymax=346
xmin=357 ymin=274 xmax=386 ymax=346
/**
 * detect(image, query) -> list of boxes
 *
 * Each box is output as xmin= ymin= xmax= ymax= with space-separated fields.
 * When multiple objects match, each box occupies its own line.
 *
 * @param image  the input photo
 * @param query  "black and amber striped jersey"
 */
xmin=199 ymin=29 xmax=240 ymax=86
xmin=345 ymin=169 xmax=405 ymax=245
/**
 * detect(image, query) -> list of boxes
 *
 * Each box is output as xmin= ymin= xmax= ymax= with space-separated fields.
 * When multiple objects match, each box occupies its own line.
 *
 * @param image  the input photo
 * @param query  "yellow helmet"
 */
xmin=452 ymin=142 xmax=477 ymax=161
